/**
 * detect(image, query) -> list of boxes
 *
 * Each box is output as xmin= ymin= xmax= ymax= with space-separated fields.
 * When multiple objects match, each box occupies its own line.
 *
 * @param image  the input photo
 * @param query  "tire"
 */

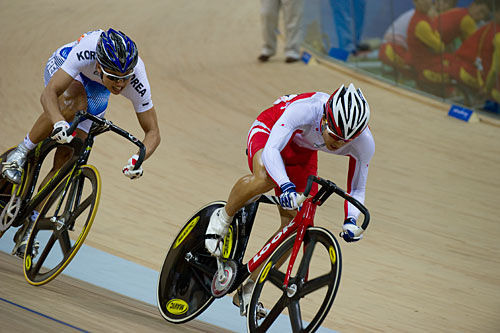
xmin=23 ymin=165 xmax=101 ymax=286
xmin=247 ymin=227 xmax=342 ymax=333
xmin=157 ymin=201 xmax=239 ymax=324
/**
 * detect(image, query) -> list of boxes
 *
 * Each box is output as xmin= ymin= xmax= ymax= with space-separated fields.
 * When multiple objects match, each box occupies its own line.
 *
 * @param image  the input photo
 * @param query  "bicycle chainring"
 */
xmin=211 ymin=259 xmax=238 ymax=298
xmin=0 ymin=195 xmax=21 ymax=233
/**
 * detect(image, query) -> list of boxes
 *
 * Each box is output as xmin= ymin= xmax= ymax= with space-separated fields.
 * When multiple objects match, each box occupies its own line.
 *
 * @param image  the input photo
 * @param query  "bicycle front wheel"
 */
xmin=247 ymin=227 xmax=342 ymax=333
xmin=23 ymin=165 xmax=101 ymax=286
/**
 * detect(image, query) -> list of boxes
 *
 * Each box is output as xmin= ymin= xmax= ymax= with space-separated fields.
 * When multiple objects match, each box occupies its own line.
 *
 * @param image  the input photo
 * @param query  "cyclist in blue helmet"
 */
xmin=2 ymin=28 xmax=161 ymax=257
xmin=96 ymin=28 xmax=139 ymax=75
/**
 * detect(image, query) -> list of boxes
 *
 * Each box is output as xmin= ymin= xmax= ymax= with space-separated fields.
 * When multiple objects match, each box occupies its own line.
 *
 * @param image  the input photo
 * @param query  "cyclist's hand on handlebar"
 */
xmin=122 ymin=154 xmax=143 ymax=180
xmin=279 ymin=182 xmax=301 ymax=210
xmin=341 ymin=217 xmax=364 ymax=243
xmin=51 ymin=120 xmax=75 ymax=144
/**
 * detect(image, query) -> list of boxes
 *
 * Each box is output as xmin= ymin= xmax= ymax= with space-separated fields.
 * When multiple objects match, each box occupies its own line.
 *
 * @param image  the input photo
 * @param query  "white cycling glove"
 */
xmin=51 ymin=120 xmax=74 ymax=144
xmin=341 ymin=217 xmax=364 ymax=243
xmin=279 ymin=182 xmax=301 ymax=210
xmin=122 ymin=154 xmax=143 ymax=180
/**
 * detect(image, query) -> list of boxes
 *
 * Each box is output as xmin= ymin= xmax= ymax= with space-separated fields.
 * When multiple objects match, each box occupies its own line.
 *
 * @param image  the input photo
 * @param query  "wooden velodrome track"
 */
xmin=1 ymin=1 xmax=500 ymax=332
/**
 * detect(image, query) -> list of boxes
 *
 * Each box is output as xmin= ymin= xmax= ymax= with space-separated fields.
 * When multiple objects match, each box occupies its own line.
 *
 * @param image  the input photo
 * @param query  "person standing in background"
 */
xmin=258 ymin=0 xmax=304 ymax=63
xmin=330 ymin=0 xmax=368 ymax=55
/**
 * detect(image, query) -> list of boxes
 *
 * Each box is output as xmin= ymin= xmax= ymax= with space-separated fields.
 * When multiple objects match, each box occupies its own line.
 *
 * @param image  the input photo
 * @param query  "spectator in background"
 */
xmin=378 ymin=8 xmax=415 ymax=76
xmin=258 ymin=0 xmax=304 ymax=63
xmin=437 ymin=0 xmax=491 ymax=50
xmin=447 ymin=0 xmax=500 ymax=103
xmin=406 ymin=0 xmax=451 ymax=89
xmin=329 ymin=0 xmax=369 ymax=55
xmin=433 ymin=0 xmax=458 ymax=16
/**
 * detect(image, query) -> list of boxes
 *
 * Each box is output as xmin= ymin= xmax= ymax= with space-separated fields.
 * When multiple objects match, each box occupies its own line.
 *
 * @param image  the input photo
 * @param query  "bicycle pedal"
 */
xmin=32 ymin=241 xmax=40 ymax=258
xmin=11 ymin=243 xmax=21 ymax=257
xmin=256 ymin=302 xmax=269 ymax=319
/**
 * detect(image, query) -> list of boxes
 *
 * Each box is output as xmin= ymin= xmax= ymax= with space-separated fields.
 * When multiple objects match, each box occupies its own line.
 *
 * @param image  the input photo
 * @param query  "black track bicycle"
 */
xmin=157 ymin=175 xmax=370 ymax=332
xmin=0 ymin=110 xmax=145 ymax=286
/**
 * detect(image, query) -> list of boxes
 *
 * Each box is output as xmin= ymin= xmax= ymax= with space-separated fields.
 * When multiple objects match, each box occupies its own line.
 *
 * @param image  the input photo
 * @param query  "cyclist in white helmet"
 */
xmin=1 ymin=28 xmax=161 ymax=257
xmin=205 ymin=83 xmax=374 ymax=315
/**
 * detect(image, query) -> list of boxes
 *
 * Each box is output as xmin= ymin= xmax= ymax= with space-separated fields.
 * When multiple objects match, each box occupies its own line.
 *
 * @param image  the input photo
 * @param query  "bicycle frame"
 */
xmin=4 ymin=110 xmax=146 ymax=230
xmin=238 ymin=175 xmax=370 ymax=290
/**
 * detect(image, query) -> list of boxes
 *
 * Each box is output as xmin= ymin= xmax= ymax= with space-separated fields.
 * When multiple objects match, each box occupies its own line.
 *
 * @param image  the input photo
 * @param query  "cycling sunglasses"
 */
xmin=101 ymin=66 xmax=134 ymax=81
xmin=321 ymin=118 xmax=354 ymax=143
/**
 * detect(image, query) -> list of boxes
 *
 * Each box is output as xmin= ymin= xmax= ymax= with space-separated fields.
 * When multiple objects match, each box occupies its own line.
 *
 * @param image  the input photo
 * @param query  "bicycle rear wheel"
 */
xmin=157 ymin=201 xmax=239 ymax=324
xmin=247 ymin=227 xmax=342 ymax=333
xmin=23 ymin=165 xmax=101 ymax=286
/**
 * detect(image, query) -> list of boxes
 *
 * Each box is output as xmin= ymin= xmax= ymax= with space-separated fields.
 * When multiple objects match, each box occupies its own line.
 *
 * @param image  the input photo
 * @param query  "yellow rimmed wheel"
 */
xmin=24 ymin=165 xmax=101 ymax=286
xmin=247 ymin=227 xmax=342 ymax=333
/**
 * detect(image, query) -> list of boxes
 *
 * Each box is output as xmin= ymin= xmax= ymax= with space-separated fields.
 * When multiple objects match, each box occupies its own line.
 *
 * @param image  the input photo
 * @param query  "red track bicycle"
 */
xmin=157 ymin=175 xmax=370 ymax=332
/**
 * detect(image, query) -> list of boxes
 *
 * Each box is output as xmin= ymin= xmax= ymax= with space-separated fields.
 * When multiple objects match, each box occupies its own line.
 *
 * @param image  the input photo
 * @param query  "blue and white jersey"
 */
xmin=45 ymin=30 xmax=153 ymax=114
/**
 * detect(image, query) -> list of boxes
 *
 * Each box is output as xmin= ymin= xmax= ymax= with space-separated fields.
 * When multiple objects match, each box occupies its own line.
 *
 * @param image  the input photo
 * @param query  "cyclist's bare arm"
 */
xmin=25 ymin=69 xmax=77 ymax=144
xmin=40 ymin=68 xmax=75 ymax=125
xmin=135 ymin=106 xmax=161 ymax=160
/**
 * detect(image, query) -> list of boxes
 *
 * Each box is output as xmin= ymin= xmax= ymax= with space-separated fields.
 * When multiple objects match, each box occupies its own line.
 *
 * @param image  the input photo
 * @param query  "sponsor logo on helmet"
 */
xmin=166 ymin=299 xmax=189 ymax=315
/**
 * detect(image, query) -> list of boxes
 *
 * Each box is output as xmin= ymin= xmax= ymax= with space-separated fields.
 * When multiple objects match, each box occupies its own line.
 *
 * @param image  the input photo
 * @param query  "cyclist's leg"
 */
xmin=2 ymin=79 xmax=86 ymax=185
xmin=225 ymin=149 xmax=276 ymax=216
xmin=27 ymin=80 xmax=87 ymax=144
xmin=15 ymin=81 xmax=88 ymax=256
xmin=236 ymin=149 xmax=318 ymax=309
xmin=28 ymin=83 xmax=88 ymax=208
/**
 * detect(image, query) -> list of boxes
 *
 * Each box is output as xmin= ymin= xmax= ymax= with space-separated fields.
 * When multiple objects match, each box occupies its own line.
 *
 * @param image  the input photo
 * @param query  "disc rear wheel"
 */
xmin=157 ymin=202 xmax=240 ymax=324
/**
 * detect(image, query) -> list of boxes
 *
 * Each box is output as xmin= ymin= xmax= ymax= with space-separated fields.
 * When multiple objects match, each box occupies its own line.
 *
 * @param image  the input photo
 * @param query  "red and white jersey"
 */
xmin=57 ymin=30 xmax=153 ymax=113
xmin=252 ymin=92 xmax=375 ymax=219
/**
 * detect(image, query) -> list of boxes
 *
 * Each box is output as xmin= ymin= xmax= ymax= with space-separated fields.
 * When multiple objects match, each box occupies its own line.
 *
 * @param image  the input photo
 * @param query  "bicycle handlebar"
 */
xmin=305 ymin=175 xmax=370 ymax=232
xmin=261 ymin=175 xmax=370 ymax=233
xmin=67 ymin=111 xmax=146 ymax=170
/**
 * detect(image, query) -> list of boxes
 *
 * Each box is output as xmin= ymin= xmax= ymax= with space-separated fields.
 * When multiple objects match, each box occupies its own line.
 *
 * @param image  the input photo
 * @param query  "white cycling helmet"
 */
xmin=324 ymin=83 xmax=370 ymax=140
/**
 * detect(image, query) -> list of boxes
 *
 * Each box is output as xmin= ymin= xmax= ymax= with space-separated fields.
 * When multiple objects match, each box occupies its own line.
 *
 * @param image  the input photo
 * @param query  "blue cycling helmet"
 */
xmin=96 ymin=28 xmax=138 ymax=73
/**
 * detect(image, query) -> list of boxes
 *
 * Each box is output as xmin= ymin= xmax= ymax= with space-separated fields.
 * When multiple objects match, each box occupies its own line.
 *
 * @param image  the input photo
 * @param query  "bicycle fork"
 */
xmin=283 ymin=201 xmax=317 ymax=290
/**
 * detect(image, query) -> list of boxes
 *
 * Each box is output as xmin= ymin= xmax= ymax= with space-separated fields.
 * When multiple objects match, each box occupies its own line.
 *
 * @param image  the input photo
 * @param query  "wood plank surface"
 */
xmin=1 ymin=1 xmax=499 ymax=332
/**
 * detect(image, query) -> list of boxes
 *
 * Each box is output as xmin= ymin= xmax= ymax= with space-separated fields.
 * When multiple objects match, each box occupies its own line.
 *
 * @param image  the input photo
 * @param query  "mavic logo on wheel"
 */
xmin=25 ymin=255 xmax=32 ymax=271
xmin=166 ymin=299 xmax=189 ymax=315
xmin=259 ymin=261 xmax=273 ymax=284
xmin=222 ymin=226 xmax=233 ymax=259
xmin=250 ymin=220 xmax=295 ymax=266
xmin=329 ymin=246 xmax=337 ymax=264
xmin=173 ymin=216 xmax=199 ymax=249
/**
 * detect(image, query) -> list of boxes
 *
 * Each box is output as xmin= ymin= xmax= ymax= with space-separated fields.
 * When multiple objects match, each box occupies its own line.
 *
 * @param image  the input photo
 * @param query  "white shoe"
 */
xmin=233 ymin=279 xmax=254 ymax=316
xmin=2 ymin=143 xmax=29 ymax=184
xmin=205 ymin=207 xmax=231 ymax=256
xmin=233 ymin=279 xmax=268 ymax=318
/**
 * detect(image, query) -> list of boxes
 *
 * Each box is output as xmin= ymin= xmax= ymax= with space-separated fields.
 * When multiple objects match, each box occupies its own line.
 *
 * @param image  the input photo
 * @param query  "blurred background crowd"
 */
xmin=301 ymin=0 xmax=500 ymax=113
